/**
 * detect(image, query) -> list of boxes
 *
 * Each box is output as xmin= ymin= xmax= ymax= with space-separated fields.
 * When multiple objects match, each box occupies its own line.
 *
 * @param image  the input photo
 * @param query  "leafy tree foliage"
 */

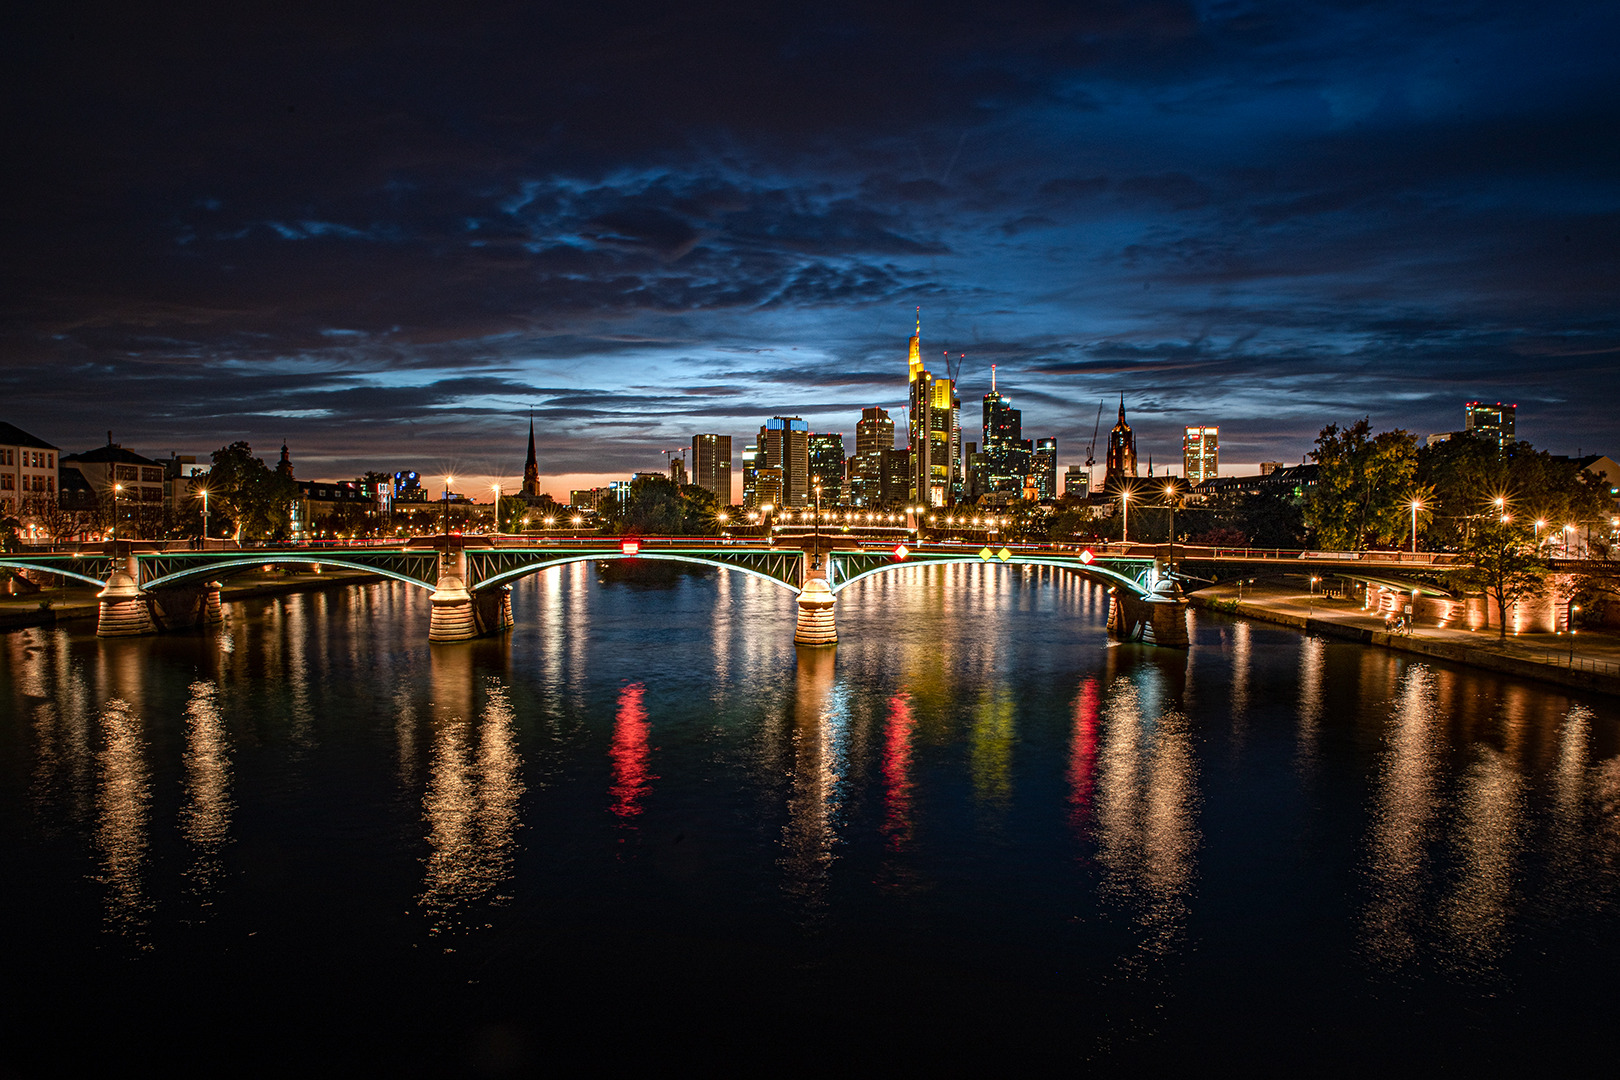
xmin=1306 ymin=419 xmax=1418 ymax=549
xmin=209 ymin=442 xmax=295 ymax=541
xmin=1415 ymin=436 xmax=1608 ymax=551
xmin=597 ymin=476 xmax=720 ymax=536
xmin=1449 ymin=513 xmax=1548 ymax=642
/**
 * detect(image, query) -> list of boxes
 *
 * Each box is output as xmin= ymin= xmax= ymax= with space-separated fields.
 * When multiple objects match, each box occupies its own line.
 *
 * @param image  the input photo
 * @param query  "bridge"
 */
xmin=0 ymin=535 xmax=1471 ymax=647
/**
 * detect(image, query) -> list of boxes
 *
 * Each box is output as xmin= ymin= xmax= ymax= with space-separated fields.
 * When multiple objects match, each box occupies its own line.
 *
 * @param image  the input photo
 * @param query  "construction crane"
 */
xmin=1084 ymin=401 xmax=1103 ymax=492
xmin=661 ymin=448 xmax=687 ymax=484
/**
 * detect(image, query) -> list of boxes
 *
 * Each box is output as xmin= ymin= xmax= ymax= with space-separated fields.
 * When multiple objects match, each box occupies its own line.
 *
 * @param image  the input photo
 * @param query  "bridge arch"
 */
xmin=0 ymin=559 xmax=108 ymax=590
xmin=143 ymin=556 xmax=438 ymax=592
xmin=829 ymin=555 xmax=1151 ymax=597
xmin=472 ymin=552 xmax=803 ymax=595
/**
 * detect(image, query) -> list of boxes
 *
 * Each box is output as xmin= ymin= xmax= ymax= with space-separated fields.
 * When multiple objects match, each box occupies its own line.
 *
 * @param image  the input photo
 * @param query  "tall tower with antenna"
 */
xmin=906 ymin=310 xmax=960 ymax=507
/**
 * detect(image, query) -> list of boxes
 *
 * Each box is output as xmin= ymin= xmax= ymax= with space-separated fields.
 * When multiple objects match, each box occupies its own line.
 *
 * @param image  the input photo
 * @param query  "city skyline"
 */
xmin=5 ymin=3 xmax=1616 ymax=497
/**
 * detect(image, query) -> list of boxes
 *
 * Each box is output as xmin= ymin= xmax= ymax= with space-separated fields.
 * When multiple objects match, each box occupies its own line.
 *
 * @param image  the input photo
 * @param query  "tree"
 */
xmin=1450 ymin=513 xmax=1548 ymax=642
xmin=1417 ymin=436 xmax=1609 ymax=552
xmin=209 ymin=442 xmax=295 ymax=541
xmin=1307 ymin=419 xmax=1417 ymax=550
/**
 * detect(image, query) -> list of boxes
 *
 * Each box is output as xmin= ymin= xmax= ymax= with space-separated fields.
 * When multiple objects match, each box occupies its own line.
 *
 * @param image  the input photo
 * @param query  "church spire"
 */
xmin=1118 ymin=393 xmax=1126 ymax=422
xmin=522 ymin=409 xmax=540 ymax=498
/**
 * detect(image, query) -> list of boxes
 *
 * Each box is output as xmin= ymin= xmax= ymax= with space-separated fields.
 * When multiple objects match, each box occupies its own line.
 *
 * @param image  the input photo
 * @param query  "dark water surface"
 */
xmin=3 ymin=564 xmax=1618 ymax=1074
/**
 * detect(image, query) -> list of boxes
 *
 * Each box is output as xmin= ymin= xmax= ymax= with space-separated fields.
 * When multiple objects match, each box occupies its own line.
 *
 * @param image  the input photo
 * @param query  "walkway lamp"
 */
xmin=491 ymin=482 xmax=502 ymax=535
xmin=198 ymin=487 xmax=209 ymax=542
xmin=443 ymin=475 xmax=454 ymax=537
xmin=1409 ymin=498 xmax=1423 ymax=555
xmin=543 ymin=516 xmax=554 ymax=535
xmin=1119 ymin=487 xmax=1132 ymax=544
xmin=1163 ymin=482 xmax=1182 ymax=567
xmin=111 ymin=482 xmax=123 ymax=541
xmin=1568 ymin=602 xmax=1581 ymax=662
xmin=572 ymin=514 xmax=583 ymax=532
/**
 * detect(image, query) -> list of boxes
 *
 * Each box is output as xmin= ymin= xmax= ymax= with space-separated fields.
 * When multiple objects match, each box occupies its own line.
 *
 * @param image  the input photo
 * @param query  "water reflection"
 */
xmin=609 ymin=682 xmax=654 ymax=827
xmin=1067 ymin=676 xmax=1101 ymax=841
xmin=780 ymin=646 xmax=843 ymax=922
xmin=94 ymin=698 xmax=152 ymax=945
xmin=1442 ymin=746 xmax=1523 ymax=971
xmin=179 ymin=680 xmax=232 ymax=899
xmin=881 ymin=692 xmax=916 ymax=854
xmin=1363 ymin=665 xmax=1442 ymax=968
xmin=420 ymin=653 xmax=525 ymax=933
xmin=1296 ymin=636 xmax=1325 ymax=774
xmin=970 ymin=687 xmax=1015 ymax=813
xmin=1095 ymin=676 xmax=1200 ymax=969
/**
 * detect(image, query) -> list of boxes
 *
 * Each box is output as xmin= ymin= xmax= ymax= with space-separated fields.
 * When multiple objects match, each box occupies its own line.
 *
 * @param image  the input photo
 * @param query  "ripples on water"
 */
xmin=1 ymin=565 xmax=1618 ymax=1070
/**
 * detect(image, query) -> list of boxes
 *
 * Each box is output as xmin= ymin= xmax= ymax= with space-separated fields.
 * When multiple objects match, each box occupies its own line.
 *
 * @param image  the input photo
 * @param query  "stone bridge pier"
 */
xmin=1106 ymin=581 xmax=1190 ymax=647
xmin=97 ymin=548 xmax=222 ymax=637
xmin=794 ymin=544 xmax=837 ymax=647
xmin=428 ymin=547 xmax=513 ymax=643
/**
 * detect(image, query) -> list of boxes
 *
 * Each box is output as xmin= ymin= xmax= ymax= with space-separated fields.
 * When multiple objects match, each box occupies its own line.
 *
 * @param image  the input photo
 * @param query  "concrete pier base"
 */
xmin=794 ymin=578 xmax=837 ymax=646
xmin=97 ymin=568 xmax=155 ymax=637
xmin=1107 ymin=590 xmax=1190 ymax=647
xmin=429 ymin=571 xmax=478 ymax=642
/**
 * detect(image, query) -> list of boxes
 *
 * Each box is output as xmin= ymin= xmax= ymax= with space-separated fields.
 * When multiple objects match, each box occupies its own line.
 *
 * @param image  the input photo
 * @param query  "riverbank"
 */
xmin=0 ymin=570 xmax=384 ymax=631
xmin=1190 ymin=582 xmax=1620 ymax=697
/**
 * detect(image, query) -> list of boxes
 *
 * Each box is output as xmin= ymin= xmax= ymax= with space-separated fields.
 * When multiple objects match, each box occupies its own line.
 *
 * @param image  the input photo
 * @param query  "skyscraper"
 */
xmin=690 ymin=434 xmax=732 ymax=505
xmin=1104 ymin=396 xmax=1138 ymax=492
xmin=809 ymin=433 xmax=845 ymax=504
xmin=906 ymin=314 xmax=959 ymax=507
xmin=976 ymin=366 xmax=1033 ymax=495
xmin=1063 ymin=465 xmax=1089 ymax=499
xmin=1183 ymin=426 xmax=1218 ymax=486
xmin=850 ymin=407 xmax=894 ymax=506
xmin=522 ymin=413 xmax=541 ymax=497
xmin=742 ymin=442 xmax=759 ymax=508
xmin=1465 ymin=401 xmax=1516 ymax=454
xmin=1032 ymin=438 xmax=1057 ymax=500
xmin=758 ymin=416 xmax=810 ymax=508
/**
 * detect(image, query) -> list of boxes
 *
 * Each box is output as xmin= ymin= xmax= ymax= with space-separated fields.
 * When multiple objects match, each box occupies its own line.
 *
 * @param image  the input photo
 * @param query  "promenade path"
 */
xmin=1193 ymin=581 xmax=1620 ymax=697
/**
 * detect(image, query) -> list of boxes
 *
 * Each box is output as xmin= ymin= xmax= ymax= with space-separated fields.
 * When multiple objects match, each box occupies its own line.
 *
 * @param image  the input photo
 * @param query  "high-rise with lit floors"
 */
xmin=1183 ymin=426 xmax=1218 ymax=486
xmin=1032 ymin=438 xmax=1057 ymax=500
xmin=1465 ymin=401 xmax=1516 ymax=454
xmin=758 ymin=417 xmax=810 ymax=508
xmin=809 ymin=433 xmax=845 ymax=504
xmin=690 ymin=434 xmax=732 ymax=505
xmin=974 ymin=366 xmax=1033 ymax=495
xmin=906 ymin=314 xmax=959 ymax=507
xmin=851 ymin=407 xmax=894 ymax=506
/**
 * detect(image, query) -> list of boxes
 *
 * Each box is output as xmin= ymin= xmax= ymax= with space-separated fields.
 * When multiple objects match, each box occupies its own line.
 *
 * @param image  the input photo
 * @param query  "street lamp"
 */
xmin=197 ymin=486 xmax=209 ymax=543
xmin=1119 ymin=487 xmax=1132 ymax=544
xmin=491 ymin=482 xmax=502 ymax=536
xmin=1409 ymin=498 xmax=1423 ymax=555
xmin=111 ymin=482 xmax=123 ymax=541
xmin=443 ymin=475 xmax=454 ymax=537
xmin=1163 ymin=482 xmax=1181 ymax=566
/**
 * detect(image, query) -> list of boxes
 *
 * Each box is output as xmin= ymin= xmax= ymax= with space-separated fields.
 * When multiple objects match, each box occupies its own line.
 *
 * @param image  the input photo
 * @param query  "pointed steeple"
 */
xmin=1118 ymin=393 xmax=1126 ymax=422
xmin=522 ymin=409 xmax=541 ymax=498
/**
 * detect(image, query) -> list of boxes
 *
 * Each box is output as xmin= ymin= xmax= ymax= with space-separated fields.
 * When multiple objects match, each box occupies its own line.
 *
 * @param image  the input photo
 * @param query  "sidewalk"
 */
xmin=0 ymin=570 xmax=385 ymax=632
xmin=1189 ymin=582 xmax=1620 ymax=697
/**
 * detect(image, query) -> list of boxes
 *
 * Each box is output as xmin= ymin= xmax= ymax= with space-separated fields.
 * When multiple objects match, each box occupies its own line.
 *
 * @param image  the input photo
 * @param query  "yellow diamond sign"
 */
xmin=997 ymin=546 xmax=1013 ymax=561
xmin=979 ymin=546 xmax=993 ymax=560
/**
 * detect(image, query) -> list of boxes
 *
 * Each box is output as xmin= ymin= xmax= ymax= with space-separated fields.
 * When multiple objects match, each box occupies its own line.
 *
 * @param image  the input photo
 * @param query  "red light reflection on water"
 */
xmin=1068 ymin=676 xmax=1100 ymax=835
xmin=882 ymin=692 xmax=915 ymax=851
xmin=609 ymin=682 xmax=655 ymax=824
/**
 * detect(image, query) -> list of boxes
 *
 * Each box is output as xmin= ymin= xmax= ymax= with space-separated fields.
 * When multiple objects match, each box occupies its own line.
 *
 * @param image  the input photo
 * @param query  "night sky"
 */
xmin=6 ymin=1 xmax=1617 ymax=496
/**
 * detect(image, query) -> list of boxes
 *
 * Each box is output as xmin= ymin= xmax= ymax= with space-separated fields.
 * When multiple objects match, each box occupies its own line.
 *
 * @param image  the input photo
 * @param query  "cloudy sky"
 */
xmin=5 ymin=0 xmax=1616 ymax=497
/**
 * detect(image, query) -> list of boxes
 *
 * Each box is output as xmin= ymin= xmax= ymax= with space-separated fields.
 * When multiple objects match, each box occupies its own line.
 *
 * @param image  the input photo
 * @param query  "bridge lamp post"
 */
xmin=1409 ymin=498 xmax=1423 ymax=555
xmin=491 ymin=483 xmax=502 ymax=535
xmin=443 ymin=476 xmax=454 ymax=538
xmin=572 ymin=514 xmax=584 ymax=533
xmin=543 ymin=516 xmax=554 ymax=536
xmin=1119 ymin=488 xmax=1131 ymax=545
xmin=1163 ymin=483 xmax=1181 ymax=567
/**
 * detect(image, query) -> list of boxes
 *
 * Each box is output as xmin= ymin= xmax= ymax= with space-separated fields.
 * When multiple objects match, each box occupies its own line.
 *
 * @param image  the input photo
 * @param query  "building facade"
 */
xmin=1183 ymin=425 xmax=1219 ymax=486
xmin=690 ymin=434 xmax=732 ymax=506
xmin=0 ymin=421 xmax=59 ymax=520
xmin=808 ymin=433 xmax=845 ymax=504
xmin=1465 ymin=401 xmax=1516 ymax=453
xmin=1063 ymin=465 xmax=1089 ymax=499
xmin=976 ymin=371 xmax=1034 ymax=496
xmin=850 ymin=407 xmax=894 ymax=506
xmin=757 ymin=417 xmax=810 ymax=507
xmin=60 ymin=435 xmax=166 ymax=537
xmin=1032 ymin=438 xmax=1057 ymax=501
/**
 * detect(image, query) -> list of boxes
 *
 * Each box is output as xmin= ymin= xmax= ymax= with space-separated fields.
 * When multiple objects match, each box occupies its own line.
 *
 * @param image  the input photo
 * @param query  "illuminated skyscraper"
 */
xmin=1032 ymin=438 xmax=1057 ymax=500
xmin=742 ymin=442 xmax=759 ymax=508
xmin=758 ymin=416 xmax=810 ymax=508
xmin=850 ymin=407 xmax=893 ymax=506
xmin=690 ymin=434 xmax=732 ymax=505
xmin=1063 ymin=466 xmax=1089 ymax=499
xmin=975 ymin=366 xmax=1033 ymax=495
xmin=1183 ymin=426 xmax=1218 ymax=486
xmin=906 ymin=313 xmax=959 ymax=506
xmin=809 ymin=433 xmax=845 ymax=504
xmin=1465 ymin=401 xmax=1516 ymax=454
xmin=1103 ymin=396 xmax=1137 ymax=492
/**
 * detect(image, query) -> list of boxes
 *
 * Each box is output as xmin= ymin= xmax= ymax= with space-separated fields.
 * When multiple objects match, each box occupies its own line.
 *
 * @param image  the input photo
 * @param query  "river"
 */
xmin=2 ymin=563 xmax=1617 ymax=1073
